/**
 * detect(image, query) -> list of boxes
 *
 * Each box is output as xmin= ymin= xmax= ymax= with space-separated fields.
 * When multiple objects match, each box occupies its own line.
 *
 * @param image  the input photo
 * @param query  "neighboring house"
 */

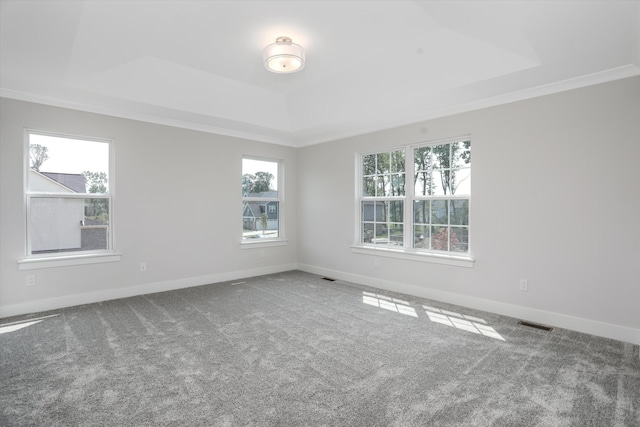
xmin=40 ymin=172 xmax=86 ymax=193
xmin=242 ymin=191 xmax=278 ymax=232
xmin=29 ymin=170 xmax=107 ymax=253
xmin=362 ymin=201 xmax=385 ymax=242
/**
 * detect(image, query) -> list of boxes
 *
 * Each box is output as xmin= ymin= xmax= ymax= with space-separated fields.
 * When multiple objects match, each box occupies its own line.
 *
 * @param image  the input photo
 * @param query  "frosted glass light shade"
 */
xmin=263 ymin=37 xmax=305 ymax=73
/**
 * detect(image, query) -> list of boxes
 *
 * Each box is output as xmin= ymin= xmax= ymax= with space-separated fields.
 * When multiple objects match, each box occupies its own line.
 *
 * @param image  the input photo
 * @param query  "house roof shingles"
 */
xmin=41 ymin=172 xmax=86 ymax=193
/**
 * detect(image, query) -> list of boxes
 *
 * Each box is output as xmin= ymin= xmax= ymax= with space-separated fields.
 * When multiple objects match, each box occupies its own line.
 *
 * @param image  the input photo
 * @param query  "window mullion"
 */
xmin=404 ymin=147 xmax=414 ymax=249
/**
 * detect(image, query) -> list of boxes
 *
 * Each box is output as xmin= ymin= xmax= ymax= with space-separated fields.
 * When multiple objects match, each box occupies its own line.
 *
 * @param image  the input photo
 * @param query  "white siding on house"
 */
xmin=29 ymin=170 xmax=83 ymax=252
xmin=30 ymin=170 xmax=75 ymax=192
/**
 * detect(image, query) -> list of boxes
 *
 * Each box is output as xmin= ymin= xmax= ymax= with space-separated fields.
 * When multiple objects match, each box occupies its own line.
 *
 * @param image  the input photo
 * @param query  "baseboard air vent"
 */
xmin=322 ymin=277 xmax=336 ymax=282
xmin=518 ymin=321 xmax=553 ymax=332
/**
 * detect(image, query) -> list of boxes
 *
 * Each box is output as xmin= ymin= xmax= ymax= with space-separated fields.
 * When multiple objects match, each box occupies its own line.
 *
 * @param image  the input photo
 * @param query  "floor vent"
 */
xmin=322 ymin=277 xmax=336 ymax=282
xmin=518 ymin=321 xmax=553 ymax=332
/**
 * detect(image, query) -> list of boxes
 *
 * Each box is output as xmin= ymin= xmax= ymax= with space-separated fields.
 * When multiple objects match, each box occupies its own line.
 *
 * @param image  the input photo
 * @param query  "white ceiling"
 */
xmin=1 ymin=1 xmax=639 ymax=147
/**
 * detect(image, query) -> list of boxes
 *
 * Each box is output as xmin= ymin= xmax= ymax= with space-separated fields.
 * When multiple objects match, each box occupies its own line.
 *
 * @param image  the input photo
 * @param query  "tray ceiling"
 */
xmin=1 ymin=1 xmax=638 ymax=146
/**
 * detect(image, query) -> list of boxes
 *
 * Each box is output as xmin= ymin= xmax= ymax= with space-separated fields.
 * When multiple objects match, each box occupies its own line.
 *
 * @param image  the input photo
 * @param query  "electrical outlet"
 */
xmin=519 ymin=279 xmax=528 ymax=291
xmin=26 ymin=274 xmax=36 ymax=286
xmin=373 ymin=258 xmax=380 ymax=268
xmin=140 ymin=262 xmax=147 ymax=272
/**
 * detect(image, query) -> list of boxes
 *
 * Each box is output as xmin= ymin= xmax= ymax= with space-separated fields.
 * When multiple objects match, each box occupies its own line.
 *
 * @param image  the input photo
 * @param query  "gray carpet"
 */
xmin=1 ymin=270 xmax=638 ymax=426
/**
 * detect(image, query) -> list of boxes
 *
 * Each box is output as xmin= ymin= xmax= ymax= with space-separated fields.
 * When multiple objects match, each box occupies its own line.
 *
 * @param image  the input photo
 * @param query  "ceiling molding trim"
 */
xmin=3 ymin=64 xmax=639 ymax=149
xmin=0 ymin=89 xmax=297 ymax=147
xmin=296 ymin=64 xmax=640 ymax=148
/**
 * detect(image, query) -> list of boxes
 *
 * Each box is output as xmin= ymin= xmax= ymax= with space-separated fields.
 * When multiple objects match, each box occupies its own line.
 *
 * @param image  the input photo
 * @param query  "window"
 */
xmin=242 ymin=157 xmax=282 ymax=242
xmin=358 ymin=137 xmax=471 ymax=258
xmin=361 ymin=150 xmax=406 ymax=245
xmin=24 ymin=131 xmax=115 ymax=261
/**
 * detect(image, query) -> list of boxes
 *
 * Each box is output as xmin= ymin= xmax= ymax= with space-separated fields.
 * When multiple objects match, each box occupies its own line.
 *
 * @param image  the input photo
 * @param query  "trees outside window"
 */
xmin=359 ymin=138 xmax=471 ymax=254
xmin=242 ymin=157 xmax=282 ymax=241
xmin=26 ymin=131 xmax=113 ymax=256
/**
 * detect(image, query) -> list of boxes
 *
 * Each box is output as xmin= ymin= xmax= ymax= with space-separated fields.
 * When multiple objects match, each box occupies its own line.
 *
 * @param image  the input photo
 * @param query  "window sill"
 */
xmin=18 ymin=252 xmax=122 ymax=270
xmin=351 ymin=245 xmax=474 ymax=268
xmin=240 ymin=239 xmax=288 ymax=249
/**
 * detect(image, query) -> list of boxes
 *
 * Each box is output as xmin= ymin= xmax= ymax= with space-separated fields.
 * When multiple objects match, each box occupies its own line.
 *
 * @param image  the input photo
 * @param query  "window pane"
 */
xmin=450 ymin=200 xmax=469 ymax=225
xmin=431 ymin=200 xmax=448 ymax=224
xmin=414 ymin=170 xmax=432 ymax=196
xmin=82 ymin=199 xmax=110 ymax=251
xmin=432 ymin=169 xmax=451 ymax=195
xmin=389 ymin=173 xmax=405 ymax=196
xmin=362 ymin=201 xmax=375 ymax=221
xmin=376 ymin=176 xmax=387 ymax=197
xmin=242 ymin=158 xmax=278 ymax=197
xmin=451 ymin=168 xmax=471 ymax=196
xmin=389 ymin=224 xmax=403 ymax=246
xmin=452 ymin=141 xmax=471 ymax=168
xmin=374 ymin=201 xmax=386 ymax=221
xmin=374 ymin=224 xmax=388 ymax=243
xmin=450 ymin=227 xmax=469 ymax=253
xmin=414 ymin=225 xmax=429 ymax=248
xmin=391 ymin=150 xmax=405 ymax=173
xmin=361 ymin=201 xmax=404 ymax=247
xmin=242 ymin=201 xmax=279 ymax=239
xmin=431 ymin=226 xmax=450 ymax=251
xmin=362 ymin=154 xmax=376 ymax=175
xmin=389 ymin=201 xmax=403 ymax=222
xmin=363 ymin=176 xmax=375 ymax=197
xmin=414 ymin=146 xmax=432 ymax=172
xmin=414 ymin=200 xmax=430 ymax=224
xmin=432 ymin=144 xmax=451 ymax=169
xmin=29 ymin=134 xmax=109 ymax=193
xmin=30 ymin=197 xmax=109 ymax=253
xmin=376 ymin=152 xmax=390 ymax=174
xmin=362 ymin=223 xmax=375 ymax=243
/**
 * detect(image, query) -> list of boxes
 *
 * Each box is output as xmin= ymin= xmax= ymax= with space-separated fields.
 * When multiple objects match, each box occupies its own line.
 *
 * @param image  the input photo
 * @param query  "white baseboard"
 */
xmin=298 ymin=263 xmax=640 ymax=348
xmin=0 ymin=263 xmax=299 ymax=319
xmin=3 ymin=262 xmax=638 ymax=350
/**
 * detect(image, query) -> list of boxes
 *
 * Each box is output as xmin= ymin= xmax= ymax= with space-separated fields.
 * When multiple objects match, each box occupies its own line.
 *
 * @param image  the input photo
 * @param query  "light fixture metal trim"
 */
xmin=263 ymin=36 xmax=305 ymax=74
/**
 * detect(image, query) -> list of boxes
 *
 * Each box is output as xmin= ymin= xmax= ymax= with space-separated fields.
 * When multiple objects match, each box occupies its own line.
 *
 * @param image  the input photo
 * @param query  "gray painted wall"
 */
xmin=1 ymin=77 xmax=638 ymax=344
xmin=297 ymin=76 xmax=640 ymax=343
xmin=0 ymin=98 xmax=298 ymax=314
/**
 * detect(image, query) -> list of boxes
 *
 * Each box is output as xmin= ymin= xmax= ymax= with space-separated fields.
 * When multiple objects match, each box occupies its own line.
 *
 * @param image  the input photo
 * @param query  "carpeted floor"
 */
xmin=1 ymin=270 xmax=639 ymax=426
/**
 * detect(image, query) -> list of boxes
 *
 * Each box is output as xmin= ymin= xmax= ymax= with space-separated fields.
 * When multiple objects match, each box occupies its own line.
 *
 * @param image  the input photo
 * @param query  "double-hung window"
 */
xmin=413 ymin=140 xmax=471 ymax=253
xmin=21 ymin=130 xmax=117 ymax=268
xmin=358 ymin=137 xmax=471 ymax=262
xmin=241 ymin=157 xmax=284 ymax=244
xmin=361 ymin=150 xmax=406 ymax=245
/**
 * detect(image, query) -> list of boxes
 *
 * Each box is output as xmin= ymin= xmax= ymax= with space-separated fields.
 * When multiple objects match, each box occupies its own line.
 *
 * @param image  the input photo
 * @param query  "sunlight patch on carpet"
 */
xmin=423 ymin=306 xmax=505 ymax=341
xmin=362 ymin=291 xmax=418 ymax=318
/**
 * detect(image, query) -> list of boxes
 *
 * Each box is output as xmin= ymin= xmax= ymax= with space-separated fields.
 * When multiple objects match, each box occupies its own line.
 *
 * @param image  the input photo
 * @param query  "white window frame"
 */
xmin=241 ymin=156 xmax=287 ymax=248
xmin=352 ymin=136 xmax=474 ymax=268
xmin=18 ymin=130 xmax=120 ymax=270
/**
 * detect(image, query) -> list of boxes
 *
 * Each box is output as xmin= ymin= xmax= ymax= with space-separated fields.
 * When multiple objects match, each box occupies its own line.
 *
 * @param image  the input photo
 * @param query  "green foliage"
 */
xmin=362 ymin=151 xmax=405 ymax=197
xmin=83 ymin=171 xmax=108 ymax=193
xmin=82 ymin=171 xmax=108 ymax=223
xmin=29 ymin=144 xmax=49 ymax=172
xmin=242 ymin=171 xmax=274 ymax=195
xmin=414 ymin=141 xmax=471 ymax=195
xmin=414 ymin=146 xmax=433 ymax=196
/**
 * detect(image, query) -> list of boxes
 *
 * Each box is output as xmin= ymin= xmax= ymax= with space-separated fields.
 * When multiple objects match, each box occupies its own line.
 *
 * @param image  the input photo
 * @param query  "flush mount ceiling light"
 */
xmin=263 ymin=36 xmax=305 ymax=73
